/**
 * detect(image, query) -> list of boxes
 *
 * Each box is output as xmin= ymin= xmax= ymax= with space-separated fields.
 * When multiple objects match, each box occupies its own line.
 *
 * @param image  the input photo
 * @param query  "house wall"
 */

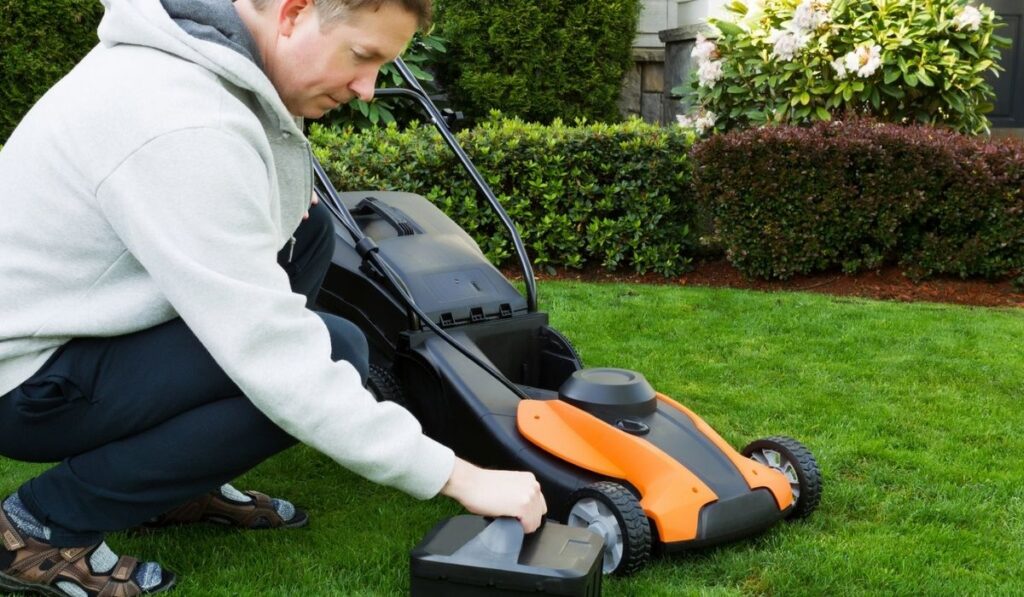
xmin=622 ymin=0 xmax=724 ymax=123
xmin=985 ymin=0 xmax=1023 ymax=136
xmin=618 ymin=0 xmax=677 ymax=121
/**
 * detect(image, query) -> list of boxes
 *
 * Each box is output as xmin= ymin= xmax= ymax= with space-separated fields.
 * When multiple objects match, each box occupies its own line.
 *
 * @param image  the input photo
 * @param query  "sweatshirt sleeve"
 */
xmin=94 ymin=127 xmax=455 ymax=499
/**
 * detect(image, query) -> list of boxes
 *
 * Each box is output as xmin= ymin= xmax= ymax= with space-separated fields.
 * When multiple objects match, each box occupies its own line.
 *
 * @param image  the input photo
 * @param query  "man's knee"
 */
xmin=304 ymin=200 xmax=335 ymax=264
xmin=316 ymin=312 xmax=369 ymax=384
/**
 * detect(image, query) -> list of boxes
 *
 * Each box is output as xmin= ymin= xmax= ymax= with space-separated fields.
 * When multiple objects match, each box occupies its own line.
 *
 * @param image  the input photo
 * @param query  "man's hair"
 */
xmin=252 ymin=0 xmax=432 ymax=30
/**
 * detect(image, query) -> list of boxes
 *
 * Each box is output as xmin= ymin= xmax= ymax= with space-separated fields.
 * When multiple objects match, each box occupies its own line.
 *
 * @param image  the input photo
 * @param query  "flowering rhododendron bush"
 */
xmin=677 ymin=0 xmax=1010 ymax=134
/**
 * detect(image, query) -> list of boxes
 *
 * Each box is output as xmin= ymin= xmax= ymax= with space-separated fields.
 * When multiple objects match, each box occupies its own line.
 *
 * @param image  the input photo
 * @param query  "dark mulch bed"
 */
xmin=506 ymin=260 xmax=1024 ymax=308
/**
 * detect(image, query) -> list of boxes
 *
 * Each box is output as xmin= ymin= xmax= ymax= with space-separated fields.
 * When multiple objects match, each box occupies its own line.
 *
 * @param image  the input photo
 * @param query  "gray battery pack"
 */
xmin=410 ymin=516 xmax=604 ymax=596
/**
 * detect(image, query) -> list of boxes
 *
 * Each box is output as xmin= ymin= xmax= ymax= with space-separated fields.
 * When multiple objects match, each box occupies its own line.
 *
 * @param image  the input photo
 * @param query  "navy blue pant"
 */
xmin=0 ymin=202 xmax=366 ymax=547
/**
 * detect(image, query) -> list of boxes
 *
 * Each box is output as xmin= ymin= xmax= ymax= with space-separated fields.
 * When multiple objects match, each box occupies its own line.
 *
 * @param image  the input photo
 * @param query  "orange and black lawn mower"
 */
xmin=314 ymin=59 xmax=822 ymax=577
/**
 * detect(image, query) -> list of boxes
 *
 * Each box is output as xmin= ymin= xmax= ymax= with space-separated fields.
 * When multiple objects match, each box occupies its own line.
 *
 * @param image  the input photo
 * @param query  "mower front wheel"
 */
xmin=566 ymin=481 xmax=651 ymax=576
xmin=742 ymin=436 xmax=822 ymax=520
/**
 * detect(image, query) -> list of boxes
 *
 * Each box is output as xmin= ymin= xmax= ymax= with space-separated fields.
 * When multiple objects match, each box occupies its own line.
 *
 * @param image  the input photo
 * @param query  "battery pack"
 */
xmin=410 ymin=516 xmax=604 ymax=596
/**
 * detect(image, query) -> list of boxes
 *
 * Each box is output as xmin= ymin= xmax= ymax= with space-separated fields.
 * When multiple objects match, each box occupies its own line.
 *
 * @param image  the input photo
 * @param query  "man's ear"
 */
xmin=277 ymin=0 xmax=315 ymax=37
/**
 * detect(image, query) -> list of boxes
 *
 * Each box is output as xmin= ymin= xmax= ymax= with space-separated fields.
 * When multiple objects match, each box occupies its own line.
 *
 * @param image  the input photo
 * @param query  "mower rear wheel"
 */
xmin=567 ymin=481 xmax=651 ymax=576
xmin=742 ymin=436 xmax=822 ymax=520
xmin=367 ymin=364 xmax=407 ymax=409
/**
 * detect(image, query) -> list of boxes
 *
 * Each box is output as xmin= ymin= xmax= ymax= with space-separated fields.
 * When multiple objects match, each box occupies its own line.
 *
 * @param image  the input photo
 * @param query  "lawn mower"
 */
xmin=313 ymin=58 xmax=823 ymax=576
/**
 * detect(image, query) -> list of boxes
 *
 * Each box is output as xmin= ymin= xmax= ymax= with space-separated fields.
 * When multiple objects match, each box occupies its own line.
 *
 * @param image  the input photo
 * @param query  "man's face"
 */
xmin=264 ymin=1 xmax=418 ymax=118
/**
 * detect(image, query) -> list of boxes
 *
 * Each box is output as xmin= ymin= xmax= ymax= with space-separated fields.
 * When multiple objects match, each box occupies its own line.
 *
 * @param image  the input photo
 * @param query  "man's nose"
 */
xmin=350 ymin=71 xmax=377 ymax=103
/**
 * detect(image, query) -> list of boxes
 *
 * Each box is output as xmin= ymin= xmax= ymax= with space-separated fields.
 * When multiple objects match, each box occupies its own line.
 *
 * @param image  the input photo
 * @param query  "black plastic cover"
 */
xmin=333 ymin=191 xmax=528 ymax=327
xmin=411 ymin=516 xmax=603 ymax=596
xmin=558 ymin=368 xmax=657 ymax=417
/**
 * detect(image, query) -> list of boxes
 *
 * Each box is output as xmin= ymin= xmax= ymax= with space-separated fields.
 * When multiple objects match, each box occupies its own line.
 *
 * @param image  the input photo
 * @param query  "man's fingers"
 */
xmin=517 ymin=476 xmax=546 ymax=533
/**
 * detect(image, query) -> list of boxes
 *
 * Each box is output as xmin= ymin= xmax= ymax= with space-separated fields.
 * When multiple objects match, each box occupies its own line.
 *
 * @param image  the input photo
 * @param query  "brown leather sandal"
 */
xmin=0 ymin=510 xmax=175 ymax=596
xmin=145 ymin=489 xmax=308 ymax=530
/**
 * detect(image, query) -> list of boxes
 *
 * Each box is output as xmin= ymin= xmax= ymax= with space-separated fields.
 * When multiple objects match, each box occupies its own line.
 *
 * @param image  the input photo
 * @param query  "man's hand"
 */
xmin=440 ymin=458 xmax=547 ymax=533
xmin=303 ymin=190 xmax=319 ymax=220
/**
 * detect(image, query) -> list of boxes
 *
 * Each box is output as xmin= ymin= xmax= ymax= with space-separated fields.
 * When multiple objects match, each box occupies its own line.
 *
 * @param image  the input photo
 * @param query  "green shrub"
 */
xmin=311 ymin=115 xmax=696 ymax=276
xmin=0 ymin=0 xmax=103 ymax=142
xmin=434 ymin=0 xmax=641 ymax=124
xmin=692 ymin=119 xmax=1024 ymax=280
xmin=677 ymin=0 xmax=1010 ymax=135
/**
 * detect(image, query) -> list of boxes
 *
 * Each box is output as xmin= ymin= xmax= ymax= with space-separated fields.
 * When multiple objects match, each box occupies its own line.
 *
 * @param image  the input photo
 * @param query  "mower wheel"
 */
xmin=367 ymin=364 xmax=407 ymax=409
xmin=544 ymin=327 xmax=585 ymax=368
xmin=561 ymin=334 xmax=585 ymax=368
xmin=567 ymin=481 xmax=651 ymax=576
xmin=742 ymin=436 xmax=822 ymax=520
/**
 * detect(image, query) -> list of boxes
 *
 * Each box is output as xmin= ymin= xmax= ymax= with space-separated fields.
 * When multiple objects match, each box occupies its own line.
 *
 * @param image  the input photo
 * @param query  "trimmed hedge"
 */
xmin=310 ymin=116 xmax=696 ymax=276
xmin=692 ymin=120 xmax=1024 ymax=280
xmin=434 ymin=0 xmax=641 ymax=124
xmin=0 ymin=0 xmax=103 ymax=142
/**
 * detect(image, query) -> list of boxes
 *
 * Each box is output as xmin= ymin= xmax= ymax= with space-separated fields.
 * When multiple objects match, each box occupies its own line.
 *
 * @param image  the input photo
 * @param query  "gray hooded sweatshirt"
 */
xmin=0 ymin=0 xmax=455 ymax=500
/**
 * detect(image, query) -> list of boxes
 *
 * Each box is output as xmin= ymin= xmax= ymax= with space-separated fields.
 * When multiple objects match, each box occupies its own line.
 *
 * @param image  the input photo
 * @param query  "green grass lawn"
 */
xmin=3 ymin=282 xmax=1022 ymax=596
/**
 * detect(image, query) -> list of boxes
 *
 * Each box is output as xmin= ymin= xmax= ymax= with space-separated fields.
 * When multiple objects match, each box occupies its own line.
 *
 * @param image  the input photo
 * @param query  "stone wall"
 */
xmin=617 ymin=49 xmax=667 ymax=123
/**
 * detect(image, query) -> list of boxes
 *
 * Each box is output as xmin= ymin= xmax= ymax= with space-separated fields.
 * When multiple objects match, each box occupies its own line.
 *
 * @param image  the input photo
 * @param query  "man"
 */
xmin=0 ymin=0 xmax=546 ymax=594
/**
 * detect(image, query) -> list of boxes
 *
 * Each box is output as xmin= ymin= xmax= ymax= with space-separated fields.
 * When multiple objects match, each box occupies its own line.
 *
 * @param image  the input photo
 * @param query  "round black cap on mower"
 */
xmin=558 ymin=368 xmax=657 ymax=417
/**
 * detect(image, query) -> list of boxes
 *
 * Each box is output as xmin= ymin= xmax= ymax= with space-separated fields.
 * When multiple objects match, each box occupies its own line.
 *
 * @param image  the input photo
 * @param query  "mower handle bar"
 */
xmin=374 ymin=58 xmax=538 ymax=312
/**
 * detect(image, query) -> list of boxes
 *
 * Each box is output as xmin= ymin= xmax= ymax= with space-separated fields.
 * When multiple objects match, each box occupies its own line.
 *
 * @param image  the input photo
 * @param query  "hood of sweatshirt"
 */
xmin=97 ymin=0 xmax=299 ymax=135
xmin=160 ymin=0 xmax=263 ymax=68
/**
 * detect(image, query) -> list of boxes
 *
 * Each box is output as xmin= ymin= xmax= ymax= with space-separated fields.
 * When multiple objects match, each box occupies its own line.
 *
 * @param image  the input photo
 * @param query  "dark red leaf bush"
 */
xmin=692 ymin=120 xmax=1024 ymax=280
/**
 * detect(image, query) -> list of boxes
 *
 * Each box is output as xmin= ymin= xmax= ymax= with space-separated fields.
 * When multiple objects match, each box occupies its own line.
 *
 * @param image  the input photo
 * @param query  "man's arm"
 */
xmin=95 ymin=127 xmax=545 ymax=529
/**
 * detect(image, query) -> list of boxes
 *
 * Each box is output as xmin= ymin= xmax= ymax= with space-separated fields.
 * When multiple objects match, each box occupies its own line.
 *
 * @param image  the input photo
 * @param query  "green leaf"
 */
xmin=904 ymin=72 xmax=919 ymax=87
xmin=746 ymin=110 xmax=768 ymax=122
xmin=884 ymin=69 xmax=901 ymax=84
xmin=815 ymin=106 xmax=831 ymax=120
xmin=973 ymin=60 xmax=994 ymax=72
xmin=727 ymin=85 xmax=747 ymax=94
xmin=713 ymin=19 xmax=745 ymax=36
xmin=404 ymin=63 xmax=433 ymax=81
xmin=880 ymin=85 xmax=905 ymax=99
xmin=800 ymin=91 xmax=811 ymax=105
xmin=726 ymin=0 xmax=748 ymax=15
xmin=956 ymin=41 xmax=979 ymax=58
xmin=916 ymin=69 xmax=934 ymax=87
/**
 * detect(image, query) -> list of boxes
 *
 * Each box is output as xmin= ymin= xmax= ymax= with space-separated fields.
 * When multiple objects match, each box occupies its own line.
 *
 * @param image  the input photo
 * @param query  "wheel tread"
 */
xmin=744 ymin=435 xmax=822 ymax=519
xmin=573 ymin=481 xmax=651 ymax=576
xmin=367 ymin=364 xmax=407 ymax=408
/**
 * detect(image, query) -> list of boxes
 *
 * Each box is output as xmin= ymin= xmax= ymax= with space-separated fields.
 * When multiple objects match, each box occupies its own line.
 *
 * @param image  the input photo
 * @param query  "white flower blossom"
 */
xmin=677 ymin=110 xmax=718 ymax=135
xmin=830 ymin=57 xmax=848 ymax=79
xmin=768 ymin=25 xmax=811 ymax=61
xmin=697 ymin=59 xmax=725 ymax=87
xmin=842 ymin=44 xmax=882 ymax=78
xmin=953 ymin=5 xmax=983 ymax=31
xmin=691 ymin=33 xmax=719 ymax=63
xmin=793 ymin=0 xmax=830 ymax=30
